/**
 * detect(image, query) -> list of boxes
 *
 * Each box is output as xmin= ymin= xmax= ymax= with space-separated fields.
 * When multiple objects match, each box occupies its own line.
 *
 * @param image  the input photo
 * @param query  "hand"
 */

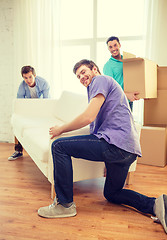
xmin=49 ymin=126 xmax=63 ymax=139
xmin=125 ymin=92 xmax=140 ymax=102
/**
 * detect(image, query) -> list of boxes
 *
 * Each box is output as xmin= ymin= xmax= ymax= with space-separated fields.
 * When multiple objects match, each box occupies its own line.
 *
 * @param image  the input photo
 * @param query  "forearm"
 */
xmin=49 ymin=113 xmax=91 ymax=139
xmin=50 ymin=94 xmax=105 ymax=139
xmin=60 ymin=113 xmax=91 ymax=134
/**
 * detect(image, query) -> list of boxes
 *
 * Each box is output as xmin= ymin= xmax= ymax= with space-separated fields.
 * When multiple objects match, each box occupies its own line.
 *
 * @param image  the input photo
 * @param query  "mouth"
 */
xmin=112 ymin=50 xmax=118 ymax=55
xmin=27 ymin=82 xmax=33 ymax=86
xmin=82 ymin=77 xmax=89 ymax=86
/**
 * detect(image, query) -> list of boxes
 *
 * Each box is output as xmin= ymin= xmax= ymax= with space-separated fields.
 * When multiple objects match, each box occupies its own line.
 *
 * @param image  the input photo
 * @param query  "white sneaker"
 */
xmin=38 ymin=199 xmax=77 ymax=218
xmin=154 ymin=194 xmax=167 ymax=233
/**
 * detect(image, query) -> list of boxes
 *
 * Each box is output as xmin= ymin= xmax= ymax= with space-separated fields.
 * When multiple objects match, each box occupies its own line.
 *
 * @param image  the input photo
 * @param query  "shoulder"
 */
xmin=35 ymin=76 xmax=49 ymax=87
xmin=94 ymin=75 xmax=111 ymax=82
xmin=18 ymin=81 xmax=26 ymax=88
xmin=103 ymin=57 xmax=117 ymax=74
xmin=94 ymin=74 xmax=114 ymax=83
xmin=35 ymin=76 xmax=47 ymax=83
xmin=90 ymin=75 xmax=114 ymax=91
xmin=104 ymin=59 xmax=112 ymax=67
xmin=17 ymin=81 xmax=27 ymax=98
xmin=89 ymin=75 xmax=115 ymax=100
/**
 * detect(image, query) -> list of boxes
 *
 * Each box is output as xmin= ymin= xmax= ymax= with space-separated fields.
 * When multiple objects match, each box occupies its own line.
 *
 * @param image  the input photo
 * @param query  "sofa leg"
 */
xmin=125 ymin=172 xmax=134 ymax=185
xmin=51 ymin=183 xmax=56 ymax=199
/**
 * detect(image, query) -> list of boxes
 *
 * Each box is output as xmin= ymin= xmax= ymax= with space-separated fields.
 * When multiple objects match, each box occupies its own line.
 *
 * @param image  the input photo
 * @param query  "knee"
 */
xmin=104 ymin=190 xmax=114 ymax=203
xmin=51 ymin=139 xmax=62 ymax=154
xmin=103 ymin=189 xmax=119 ymax=204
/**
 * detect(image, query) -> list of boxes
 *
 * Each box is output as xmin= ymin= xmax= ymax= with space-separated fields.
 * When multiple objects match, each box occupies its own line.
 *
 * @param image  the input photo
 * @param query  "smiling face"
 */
xmin=107 ymin=39 xmax=121 ymax=59
xmin=22 ymin=71 xmax=36 ymax=87
xmin=76 ymin=65 xmax=99 ymax=87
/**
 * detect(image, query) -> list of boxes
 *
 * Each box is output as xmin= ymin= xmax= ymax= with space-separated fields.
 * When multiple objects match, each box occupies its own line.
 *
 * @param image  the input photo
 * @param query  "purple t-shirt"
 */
xmin=87 ymin=75 xmax=142 ymax=157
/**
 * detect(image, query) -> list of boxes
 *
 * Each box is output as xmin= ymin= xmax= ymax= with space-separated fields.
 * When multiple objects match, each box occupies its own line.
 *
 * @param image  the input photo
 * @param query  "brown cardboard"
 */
xmin=123 ymin=51 xmax=136 ymax=59
xmin=138 ymin=126 xmax=167 ymax=167
xmin=122 ymin=52 xmax=157 ymax=99
xmin=144 ymin=90 xmax=167 ymax=126
xmin=157 ymin=66 xmax=167 ymax=90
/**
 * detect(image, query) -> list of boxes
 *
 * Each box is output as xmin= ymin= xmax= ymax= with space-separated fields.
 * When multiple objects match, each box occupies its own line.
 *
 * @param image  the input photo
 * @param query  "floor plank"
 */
xmin=0 ymin=143 xmax=167 ymax=240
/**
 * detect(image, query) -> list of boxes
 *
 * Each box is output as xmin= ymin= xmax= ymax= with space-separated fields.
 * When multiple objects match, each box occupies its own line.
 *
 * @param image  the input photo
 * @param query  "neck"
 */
xmin=112 ymin=54 xmax=122 ymax=60
xmin=94 ymin=72 xmax=101 ymax=77
xmin=29 ymin=82 xmax=36 ymax=88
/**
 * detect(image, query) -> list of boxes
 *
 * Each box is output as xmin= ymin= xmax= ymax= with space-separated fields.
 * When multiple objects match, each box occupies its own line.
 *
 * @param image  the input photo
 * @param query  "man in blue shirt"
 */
xmin=8 ymin=65 xmax=50 ymax=160
xmin=38 ymin=59 xmax=167 ymax=235
xmin=103 ymin=36 xmax=140 ymax=110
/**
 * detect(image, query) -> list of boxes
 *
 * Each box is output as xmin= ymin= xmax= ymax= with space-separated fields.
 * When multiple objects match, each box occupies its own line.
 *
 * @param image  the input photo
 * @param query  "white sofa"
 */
xmin=11 ymin=91 xmax=139 ymax=198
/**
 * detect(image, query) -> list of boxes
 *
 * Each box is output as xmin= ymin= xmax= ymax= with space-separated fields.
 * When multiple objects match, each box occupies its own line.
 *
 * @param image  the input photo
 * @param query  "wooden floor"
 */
xmin=0 ymin=143 xmax=167 ymax=240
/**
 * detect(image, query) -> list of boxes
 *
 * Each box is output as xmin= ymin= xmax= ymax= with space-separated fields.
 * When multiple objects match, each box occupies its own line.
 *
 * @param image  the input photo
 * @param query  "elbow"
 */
xmin=87 ymin=115 xmax=96 ymax=124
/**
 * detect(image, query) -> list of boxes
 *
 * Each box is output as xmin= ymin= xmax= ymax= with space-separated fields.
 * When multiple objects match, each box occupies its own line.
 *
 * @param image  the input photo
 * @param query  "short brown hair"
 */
xmin=73 ymin=59 xmax=101 ymax=75
xmin=21 ymin=66 xmax=36 ymax=77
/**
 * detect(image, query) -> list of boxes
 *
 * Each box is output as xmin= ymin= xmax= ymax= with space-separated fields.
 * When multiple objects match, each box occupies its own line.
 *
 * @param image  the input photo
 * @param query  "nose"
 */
xmin=80 ymin=74 xmax=84 ymax=81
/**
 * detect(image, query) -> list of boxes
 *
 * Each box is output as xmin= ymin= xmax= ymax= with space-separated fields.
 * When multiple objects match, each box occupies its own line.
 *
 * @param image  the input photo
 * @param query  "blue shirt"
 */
xmin=103 ymin=55 xmax=124 ymax=90
xmin=17 ymin=76 xmax=50 ymax=98
xmin=87 ymin=75 xmax=141 ymax=157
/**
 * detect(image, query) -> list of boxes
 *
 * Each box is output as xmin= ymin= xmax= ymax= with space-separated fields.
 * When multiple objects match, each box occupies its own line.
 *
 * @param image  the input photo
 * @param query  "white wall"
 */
xmin=0 ymin=0 xmax=14 ymax=142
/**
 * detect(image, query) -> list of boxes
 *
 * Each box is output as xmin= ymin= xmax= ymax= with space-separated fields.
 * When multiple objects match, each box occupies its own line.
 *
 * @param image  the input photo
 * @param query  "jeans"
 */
xmin=51 ymin=134 xmax=155 ymax=215
xmin=15 ymin=141 xmax=23 ymax=152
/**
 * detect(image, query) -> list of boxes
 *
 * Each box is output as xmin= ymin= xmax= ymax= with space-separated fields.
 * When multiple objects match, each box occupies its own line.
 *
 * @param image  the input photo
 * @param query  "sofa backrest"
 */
xmin=13 ymin=99 xmax=57 ymax=118
xmin=54 ymin=91 xmax=88 ymax=122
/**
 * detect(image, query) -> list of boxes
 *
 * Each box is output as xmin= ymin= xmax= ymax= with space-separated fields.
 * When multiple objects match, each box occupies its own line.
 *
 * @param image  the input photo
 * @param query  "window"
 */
xmin=97 ymin=0 xmax=145 ymax=37
xmin=61 ymin=45 xmax=90 ymax=94
xmin=60 ymin=0 xmax=145 ymax=94
xmin=60 ymin=0 xmax=93 ymax=40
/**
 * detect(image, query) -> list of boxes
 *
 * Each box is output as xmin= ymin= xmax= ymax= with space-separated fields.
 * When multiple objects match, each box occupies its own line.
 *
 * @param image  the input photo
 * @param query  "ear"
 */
xmin=93 ymin=66 xmax=97 ymax=72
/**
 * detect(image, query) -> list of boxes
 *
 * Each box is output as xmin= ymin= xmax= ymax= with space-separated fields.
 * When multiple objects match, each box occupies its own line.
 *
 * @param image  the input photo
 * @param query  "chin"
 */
xmin=112 ymin=53 xmax=119 ymax=57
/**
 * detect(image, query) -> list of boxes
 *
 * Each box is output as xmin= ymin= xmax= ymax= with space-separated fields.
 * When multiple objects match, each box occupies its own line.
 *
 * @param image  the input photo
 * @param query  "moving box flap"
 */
xmin=123 ymin=51 xmax=136 ymax=59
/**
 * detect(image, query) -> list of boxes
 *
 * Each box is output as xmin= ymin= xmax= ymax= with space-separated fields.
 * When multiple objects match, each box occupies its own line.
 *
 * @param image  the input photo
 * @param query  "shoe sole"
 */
xmin=38 ymin=210 xmax=77 ymax=218
xmin=8 ymin=155 xmax=23 ymax=161
xmin=155 ymin=194 xmax=167 ymax=233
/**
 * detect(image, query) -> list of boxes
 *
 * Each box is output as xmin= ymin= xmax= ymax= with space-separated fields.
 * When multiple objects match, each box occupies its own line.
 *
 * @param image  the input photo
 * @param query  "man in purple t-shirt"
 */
xmin=38 ymin=60 xmax=167 ymax=234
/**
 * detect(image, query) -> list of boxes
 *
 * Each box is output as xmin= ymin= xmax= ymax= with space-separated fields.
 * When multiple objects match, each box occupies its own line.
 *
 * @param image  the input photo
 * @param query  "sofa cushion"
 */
xmin=11 ymin=114 xmax=64 ymax=137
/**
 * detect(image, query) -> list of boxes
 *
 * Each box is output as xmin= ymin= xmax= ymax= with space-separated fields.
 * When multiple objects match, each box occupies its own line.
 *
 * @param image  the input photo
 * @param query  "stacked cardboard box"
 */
xmin=137 ymin=126 xmax=167 ymax=167
xmin=141 ymin=66 xmax=167 ymax=167
xmin=122 ymin=53 xmax=167 ymax=167
xmin=144 ymin=66 xmax=167 ymax=125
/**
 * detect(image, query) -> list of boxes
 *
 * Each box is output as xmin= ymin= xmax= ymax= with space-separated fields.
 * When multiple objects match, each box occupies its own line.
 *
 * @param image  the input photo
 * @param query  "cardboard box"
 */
xmin=138 ymin=126 xmax=167 ymax=167
xmin=123 ymin=52 xmax=136 ymax=59
xmin=157 ymin=66 xmax=167 ymax=90
xmin=122 ymin=52 xmax=157 ymax=99
xmin=144 ymin=90 xmax=167 ymax=126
